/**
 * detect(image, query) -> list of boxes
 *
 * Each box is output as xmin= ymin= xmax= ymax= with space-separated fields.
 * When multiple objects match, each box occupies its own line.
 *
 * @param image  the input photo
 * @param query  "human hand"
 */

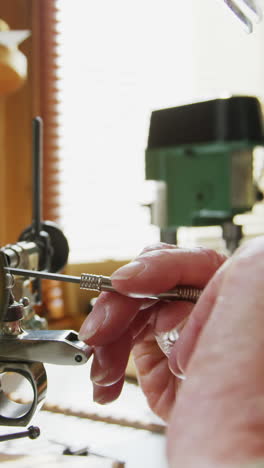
xmin=78 ymin=243 xmax=226 ymax=421
xmin=80 ymin=237 xmax=264 ymax=466
xmin=166 ymin=236 xmax=264 ymax=467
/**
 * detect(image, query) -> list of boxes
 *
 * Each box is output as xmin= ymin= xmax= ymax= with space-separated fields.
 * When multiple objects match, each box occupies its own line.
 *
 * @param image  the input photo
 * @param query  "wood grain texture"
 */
xmin=0 ymin=0 xmax=61 ymax=243
xmin=0 ymin=97 xmax=7 ymax=243
xmin=0 ymin=0 xmax=33 ymax=246
xmin=0 ymin=0 xmax=65 ymax=321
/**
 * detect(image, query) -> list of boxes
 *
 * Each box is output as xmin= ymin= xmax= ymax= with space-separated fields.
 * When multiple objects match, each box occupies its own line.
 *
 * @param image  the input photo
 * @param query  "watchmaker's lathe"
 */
xmin=0 ymin=117 xmax=92 ymax=428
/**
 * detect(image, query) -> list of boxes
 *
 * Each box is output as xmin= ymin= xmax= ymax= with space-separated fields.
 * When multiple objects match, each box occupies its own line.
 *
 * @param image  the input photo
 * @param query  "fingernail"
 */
xmin=111 ymin=261 xmax=145 ymax=281
xmin=168 ymin=359 xmax=186 ymax=380
xmin=93 ymin=395 xmax=108 ymax=404
xmin=93 ymin=385 xmax=108 ymax=404
xmin=91 ymin=368 xmax=109 ymax=384
xmin=176 ymin=343 xmax=189 ymax=377
xmin=78 ymin=304 xmax=108 ymax=341
xmin=139 ymin=299 xmax=158 ymax=311
xmin=168 ymin=346 xmax=186 ymax=380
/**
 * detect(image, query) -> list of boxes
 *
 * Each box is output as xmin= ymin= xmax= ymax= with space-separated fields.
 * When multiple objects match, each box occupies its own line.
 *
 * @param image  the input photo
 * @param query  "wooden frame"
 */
xmin=0 ymin=0 xmax=34 ymax=246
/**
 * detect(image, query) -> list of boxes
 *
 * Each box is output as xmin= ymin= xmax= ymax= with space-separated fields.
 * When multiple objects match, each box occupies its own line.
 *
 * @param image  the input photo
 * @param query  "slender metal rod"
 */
xmin=32 ymin=117 xmax=43 ymax=236
xmin=6 ymin=268 xmax=80 ymax=284
xmin=0 ymin=426 xmax=40 ymax=442
xmin=4 ymin=268 xmax=202 ymax=302
xmin=32 ymin=117 xmax=44 ymax=304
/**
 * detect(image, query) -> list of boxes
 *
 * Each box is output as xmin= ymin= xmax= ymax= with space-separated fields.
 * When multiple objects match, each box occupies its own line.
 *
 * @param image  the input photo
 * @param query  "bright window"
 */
xmin=57 ymin=0 xmax=264 ymax=262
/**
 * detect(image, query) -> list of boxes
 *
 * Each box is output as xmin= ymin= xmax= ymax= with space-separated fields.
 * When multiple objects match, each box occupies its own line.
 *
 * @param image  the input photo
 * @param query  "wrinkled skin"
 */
xmin=79 ymin=238 xmax=264 ymax=467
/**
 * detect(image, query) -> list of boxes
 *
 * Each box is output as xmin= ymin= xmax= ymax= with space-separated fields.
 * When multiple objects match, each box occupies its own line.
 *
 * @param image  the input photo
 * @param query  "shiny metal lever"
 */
xmin=0 ymin=330 xmax=92 ymax=427
xmin=0 ymin=329 xmax=92 ymax=365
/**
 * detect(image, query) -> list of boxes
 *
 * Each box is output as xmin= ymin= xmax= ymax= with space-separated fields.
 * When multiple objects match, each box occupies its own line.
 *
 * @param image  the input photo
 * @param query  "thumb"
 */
xmin=167 ymin=237 xmax=264 ymax=467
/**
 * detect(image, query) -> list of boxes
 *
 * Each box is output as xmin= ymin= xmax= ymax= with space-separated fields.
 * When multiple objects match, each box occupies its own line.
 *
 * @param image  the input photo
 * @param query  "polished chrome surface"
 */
xmin=80 ymin=274 xmax=113 ymax=292
xmin=155 ymin=286 xmax=201 ymax=302
xmin=0 ymin=330 xmax=93 ymax=365
xmin=81 ymin=274 xmax=201 ymax=302
xmin=2 ymin=242 xmax=39 ymax=269
xmin=0 ymin=361 xmax=47 ymax=426
xmin=6 ymin=267 xmax=80 ymax=284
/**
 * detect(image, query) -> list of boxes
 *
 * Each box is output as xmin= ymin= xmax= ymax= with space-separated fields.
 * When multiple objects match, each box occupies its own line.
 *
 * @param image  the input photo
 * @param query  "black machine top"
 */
xmin=147 ymin=96 xmax=264 ymax=149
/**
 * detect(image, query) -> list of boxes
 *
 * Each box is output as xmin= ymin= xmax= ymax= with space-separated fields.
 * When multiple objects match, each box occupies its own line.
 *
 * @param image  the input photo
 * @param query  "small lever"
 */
xmin=0 ymin=329 xmax=92 ymax=365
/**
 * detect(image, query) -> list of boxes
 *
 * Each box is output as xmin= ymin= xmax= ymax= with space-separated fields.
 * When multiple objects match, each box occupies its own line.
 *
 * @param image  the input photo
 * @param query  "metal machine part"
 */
xmin=1 ymin=242 xmax=39 ymax=270
xmin=0 ymin=361 xmax=47 ymax=426
xmin=0 ymin=425 xmax=40 ymax=442
xmin=0 ymin=330 xmax=92 ymax=366
xmin=14 ymin=118 xmax=69 ymax=304
xmin=80 ymin=273 xmax=202 ymax=302
xmin=222 ymin=221 xmax=243 ymax=253
xmin=0 ymin=118 xmax=90 ymax=428
xmin=4 ymin=267 xmax=202 ymax=303
xmin=145 ymin=96 xmax=264 ymax=252
xmin=19 ymin=221 xmax=69 ymax=274
xmin=0 ymin=241 xmax=45 ymax=328
xmin=0 ymin=254 xmax=92 ymax=427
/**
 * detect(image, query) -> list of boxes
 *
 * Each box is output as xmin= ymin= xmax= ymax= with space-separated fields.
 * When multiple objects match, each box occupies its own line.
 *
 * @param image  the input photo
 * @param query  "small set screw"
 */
xmin=0 ymin=425 xmax=40 ymax=442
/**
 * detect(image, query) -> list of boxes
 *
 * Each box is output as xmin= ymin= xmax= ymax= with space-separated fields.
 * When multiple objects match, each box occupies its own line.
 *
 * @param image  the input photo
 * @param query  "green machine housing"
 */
xmin=145 ymin=97 xmax=264 ymax=241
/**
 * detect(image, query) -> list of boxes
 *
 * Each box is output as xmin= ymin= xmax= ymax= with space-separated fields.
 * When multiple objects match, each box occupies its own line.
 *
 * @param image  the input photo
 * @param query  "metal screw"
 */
xmin=0 ymin=425 xmax=40 ymax=442
xmin=75 ymin=355 xmax=83 ymax=363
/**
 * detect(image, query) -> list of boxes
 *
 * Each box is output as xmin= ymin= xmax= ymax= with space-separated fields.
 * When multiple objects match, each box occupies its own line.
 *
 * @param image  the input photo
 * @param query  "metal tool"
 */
xmin=0 ymin=118 xmax=89 ymax=428
xmin=4 ymin=267 xmax=202 ymax=303
xmin=0 ymin=328 xmax=91 ymax=365
xmin=222 ymin=0 xmax=263 ymax=32
xmin=0 ymin=425 xmax=40 ymax=442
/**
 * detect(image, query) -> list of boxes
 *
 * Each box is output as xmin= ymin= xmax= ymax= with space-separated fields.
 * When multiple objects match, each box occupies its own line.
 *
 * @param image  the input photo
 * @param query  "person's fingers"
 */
xmin=90 ymin=300 xmax=190 ymax=415
xmin=89 ymin=304 xmax=168 ymax=388
xmin=90 ymin=330 xmax=132 ymax=386
xmin=154 ymin=301 xmax=194 ymax=334
xmin=168 ymin=237 xmax=264 ymax=465
xmin=79 ymin=246 xmax=226 ymax=346
xmin=111 ymin=247 xmax=227 ymax=296
xmin=93 ymin=376 xmax=125 ymax=404
xmin=154 ymin=301 xmax=194 ymax=372
xmin=133 ymin=325 xmax=179 ymax=421
xmin=130 ymin=306 xmax=156 ymax=339
xmin=168 ymin=260 xmax=228 ymax=376
xmin=138 ymin=242 xmax=179 ymax=255
xmin=79 ymin=292 xmax=143 ymax=345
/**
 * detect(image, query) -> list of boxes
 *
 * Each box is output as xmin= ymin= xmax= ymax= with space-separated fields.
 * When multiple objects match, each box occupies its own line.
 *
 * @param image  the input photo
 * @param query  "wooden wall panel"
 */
xmin=0 ymin=97 xmax=6 ymax=243
xmin=0 ymin=0 xmax=33 ymax=246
